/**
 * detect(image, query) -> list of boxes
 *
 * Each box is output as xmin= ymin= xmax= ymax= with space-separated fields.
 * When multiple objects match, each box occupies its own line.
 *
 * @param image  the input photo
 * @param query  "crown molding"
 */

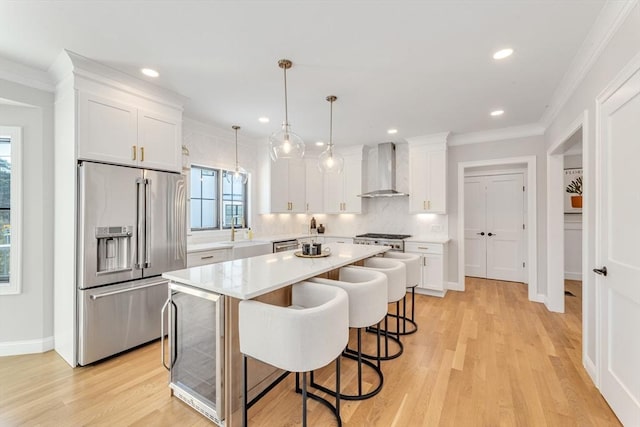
xmin=0 ymin=56 xmax=54 ymax=92
xmin=540 ymin=0 xmax=638 ymax=126
xmin=49 ymin=49 xmax=188 ymax=110
xmin=405 ymin=132 xmax=450 ymax=147
xmin=448 ymin=123 xmax=545 ymax=146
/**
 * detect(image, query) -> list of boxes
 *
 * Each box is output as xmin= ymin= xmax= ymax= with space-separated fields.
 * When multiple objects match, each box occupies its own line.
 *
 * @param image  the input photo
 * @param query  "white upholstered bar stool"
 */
xmin=383 ymin=252 xmax=421 ymax=335
xmin=309 ymin=266 xmax=388 ymax=400
xmin=239 ymin=282 xmax=349 ymax=427
xmin=351 ymin=257 xmax=406 ymax=360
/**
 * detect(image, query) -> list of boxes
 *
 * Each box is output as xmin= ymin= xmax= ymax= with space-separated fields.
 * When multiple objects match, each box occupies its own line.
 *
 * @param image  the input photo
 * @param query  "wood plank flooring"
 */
xmin=0 ymin=278 xmax=620 ymax=426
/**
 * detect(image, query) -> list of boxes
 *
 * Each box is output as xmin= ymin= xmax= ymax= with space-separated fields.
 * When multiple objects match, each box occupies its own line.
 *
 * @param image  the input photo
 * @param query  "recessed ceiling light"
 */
xmin=141 ymin=68 xmax=159 ymax=78
xmin=387 ymin=129 xmax=398 ymax=135
xmin=258 ymin=117 xmax=270 ymax=123
xmin=493 ymin=48 xmax=514 ymax=60
xmin=315 ymin=141 xmax=325 ymax=147
xmin=490 ymin=109 xmax=504 ymax=116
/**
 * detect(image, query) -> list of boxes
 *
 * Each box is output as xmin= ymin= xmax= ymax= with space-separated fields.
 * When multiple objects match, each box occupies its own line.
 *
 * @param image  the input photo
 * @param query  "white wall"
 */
xmin=544 ymin=2 xmax=640 ymax=380
xmin=447 ymin=135 xmax=547 ymax=292
xmin=0 ymin=78 xmax=54 ymax=353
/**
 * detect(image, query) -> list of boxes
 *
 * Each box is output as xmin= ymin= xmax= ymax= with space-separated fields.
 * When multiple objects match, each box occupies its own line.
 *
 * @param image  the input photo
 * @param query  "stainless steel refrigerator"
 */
xmin=77 ymin=161 xmax=186 ymax=365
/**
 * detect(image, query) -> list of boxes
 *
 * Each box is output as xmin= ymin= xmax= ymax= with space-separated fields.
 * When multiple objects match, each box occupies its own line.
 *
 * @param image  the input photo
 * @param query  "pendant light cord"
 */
xmin=329 ymin=98 xmax=333 ymax=153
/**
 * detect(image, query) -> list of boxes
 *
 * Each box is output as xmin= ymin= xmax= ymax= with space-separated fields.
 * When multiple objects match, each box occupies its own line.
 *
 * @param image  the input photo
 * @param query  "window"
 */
xmin=0 ymin=127 xmax=22 ymax=295
xmin=190 ymin=165 xmax=248 ymax=231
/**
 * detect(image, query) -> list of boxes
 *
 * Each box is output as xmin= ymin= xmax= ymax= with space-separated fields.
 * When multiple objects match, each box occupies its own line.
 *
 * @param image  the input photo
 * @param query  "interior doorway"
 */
xmin=456 ymin=156 xmax=538 ymax=302
xmin=464 ymin=171 xmax=526 ymax=282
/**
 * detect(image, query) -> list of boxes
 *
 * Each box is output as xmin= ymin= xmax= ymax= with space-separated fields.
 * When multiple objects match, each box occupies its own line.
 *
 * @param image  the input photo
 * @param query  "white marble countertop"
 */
xmin=405 ymin=235 xmax=450 ymax=244
xmin=164 ymin=243 xmax=388 ymax=300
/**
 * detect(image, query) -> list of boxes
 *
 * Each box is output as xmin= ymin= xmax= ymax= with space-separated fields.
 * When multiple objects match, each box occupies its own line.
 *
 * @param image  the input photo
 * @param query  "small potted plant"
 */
xmin=566 ymin=176 xmax=582 ymax=208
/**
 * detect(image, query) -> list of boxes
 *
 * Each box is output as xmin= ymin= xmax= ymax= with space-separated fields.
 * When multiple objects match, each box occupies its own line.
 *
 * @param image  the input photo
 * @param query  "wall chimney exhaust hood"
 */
xmin=358 ymin=142 xmax=409 ymax=198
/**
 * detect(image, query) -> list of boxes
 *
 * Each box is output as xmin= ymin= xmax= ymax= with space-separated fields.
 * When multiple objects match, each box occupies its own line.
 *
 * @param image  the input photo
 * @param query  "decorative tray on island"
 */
xmin=294 ymin=250 xmax=331 ymax=259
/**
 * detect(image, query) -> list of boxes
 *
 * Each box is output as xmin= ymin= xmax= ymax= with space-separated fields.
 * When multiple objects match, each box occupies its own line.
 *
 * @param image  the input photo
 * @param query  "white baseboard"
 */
xmin=583 ymin=354 xmax=598 ymax=388
xmin=415 ymin=287 xmax=447 ymax=298
xmin=446 ymin=281 xmax=464 ymax=291
xmin=565 ymin=272 xmax=583 ymax=281
xmin=0 ymin=336 xmax=54 ymax=357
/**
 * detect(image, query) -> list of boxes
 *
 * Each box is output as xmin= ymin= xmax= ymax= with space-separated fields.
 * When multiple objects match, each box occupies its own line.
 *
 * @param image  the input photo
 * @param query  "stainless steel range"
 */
xmin=353 ymin=233 xmax=411 ymax=252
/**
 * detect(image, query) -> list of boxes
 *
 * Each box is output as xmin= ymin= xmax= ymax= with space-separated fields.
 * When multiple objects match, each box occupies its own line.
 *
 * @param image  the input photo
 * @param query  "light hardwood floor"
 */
xmin=0 ymin=278 xmax=620 ymax=426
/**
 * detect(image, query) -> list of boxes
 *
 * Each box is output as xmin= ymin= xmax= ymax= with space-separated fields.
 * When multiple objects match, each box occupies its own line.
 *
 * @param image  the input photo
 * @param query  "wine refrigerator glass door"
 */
xmin=167 ymin=282 xmax=224 ymax=425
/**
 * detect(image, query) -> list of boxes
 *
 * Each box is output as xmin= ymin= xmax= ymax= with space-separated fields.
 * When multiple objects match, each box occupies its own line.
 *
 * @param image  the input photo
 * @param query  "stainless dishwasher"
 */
xmin=272 ymin=239 xmax=299 ymax=253
xmin=162 ymin=282 xmax=225 ymax=425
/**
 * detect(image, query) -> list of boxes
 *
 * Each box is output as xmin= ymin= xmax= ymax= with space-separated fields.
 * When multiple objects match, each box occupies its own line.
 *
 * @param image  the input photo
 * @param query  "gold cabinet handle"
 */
xmin=306 ymin=203 xmax=309 ymax=211
xmin=132 ymin=145 xmax=137 ymax=161
xmin=428 ymin=200 xmax=431 ymax=209
xmin=423 ymin=200 xmax=427 ymax=210
xmin=418 ymin=246 xmax=429 ymax=250
xmin=140 ymin=146 xmax=145 ymax=162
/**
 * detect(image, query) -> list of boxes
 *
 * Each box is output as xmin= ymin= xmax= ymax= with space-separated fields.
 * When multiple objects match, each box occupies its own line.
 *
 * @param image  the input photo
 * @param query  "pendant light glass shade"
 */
xmin=228 ymin=125 xmax=248 ymax=184
xmin=269 ymin=59 xmax=305 ymax=161
xmin=318 ymin=95 xmax=344 ymax=174
xmin=269 ymin=123 xmax=305 ymax=161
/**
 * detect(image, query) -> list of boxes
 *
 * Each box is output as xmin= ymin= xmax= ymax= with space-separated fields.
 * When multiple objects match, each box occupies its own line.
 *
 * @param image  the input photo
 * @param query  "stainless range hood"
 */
xmin=358 ymin=142 xmax=409 ymax=198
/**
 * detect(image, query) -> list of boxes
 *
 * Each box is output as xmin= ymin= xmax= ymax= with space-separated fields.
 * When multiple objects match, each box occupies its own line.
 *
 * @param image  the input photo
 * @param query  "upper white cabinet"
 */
xmin=78 ymin=93 xmax=182 ymax=172
xmin=407 ymin=133 xmax=449 ymax=214
xmin=304 ymin=158 xmax=324 ymax=213
xmin=270 ymin=158 xmax=306 ymax=213
xmin=323 ymin=147 xmax=363 ymax=214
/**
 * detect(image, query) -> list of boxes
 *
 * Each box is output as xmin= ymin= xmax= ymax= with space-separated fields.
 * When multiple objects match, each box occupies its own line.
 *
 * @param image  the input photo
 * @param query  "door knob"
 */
xmin=477 ymin=232 xmax=485 ymax=236
xmin=487 ymin=232 xmax=495 ymax=236
xmin=593 ymin=266 xmax=608 ymax=276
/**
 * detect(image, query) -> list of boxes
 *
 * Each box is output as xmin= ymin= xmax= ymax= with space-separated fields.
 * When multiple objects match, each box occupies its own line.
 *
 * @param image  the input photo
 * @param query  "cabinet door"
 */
xmin=323 ymin=170 xmax=343 ymax=214
xmin=342 ymin=152 xmax=362 ymax=213
xmin=425 ymin=149 xmax=446 ymax=213
xmin=409 ymin=144 xmax=446 ymax=213
xmin=421 ymin=253 xmax=444 ymax=291
xmin=305 ymin=158 xmax=324 ymax=213
xmin=288 ymin=159 xmax=306 ymax=213
xmin=270 ymin=159 xmax=290 ymax=213
xmin=138 ymin=110 xmax=182 ymax=172
xmin=409 ymin=144 xmax=429 ymax=213
xmin=78 ymin=92 xmax=138 ymax=166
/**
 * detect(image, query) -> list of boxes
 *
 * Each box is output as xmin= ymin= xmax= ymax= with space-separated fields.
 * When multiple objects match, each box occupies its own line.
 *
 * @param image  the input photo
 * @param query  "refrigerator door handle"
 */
xmin=135 ymin=177 xmax=146 ymax=269
xmin=161 ymin=295 xmax=171 ymax=371
xmin=144 ymin=178 xmax=152 ymax=268
xmin=89 ymin=280 xmax=167 ymax=300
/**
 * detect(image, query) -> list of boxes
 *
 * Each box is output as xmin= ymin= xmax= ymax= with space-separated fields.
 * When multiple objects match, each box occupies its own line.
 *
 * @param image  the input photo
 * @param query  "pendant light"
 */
xmin=269 ymin=59 xmax=305 ymax=161
xmin=228 ymin=125 xmax=248 ymax=184
xmin=318 ymin=95 xmax=344 ymax=174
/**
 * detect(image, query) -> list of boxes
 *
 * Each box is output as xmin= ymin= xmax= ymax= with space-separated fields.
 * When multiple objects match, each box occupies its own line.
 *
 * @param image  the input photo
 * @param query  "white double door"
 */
xmin=465 ymin=173 xmax=524 ymax=282
xmin=596 ymin=63 xmax=640 ymax=425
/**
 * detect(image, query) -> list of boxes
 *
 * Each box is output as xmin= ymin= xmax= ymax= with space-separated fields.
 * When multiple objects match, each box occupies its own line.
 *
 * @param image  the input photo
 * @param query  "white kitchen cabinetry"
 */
xmin=270 ymin=158 xmax=306 ymax=213
xmin=407 ymin=134 xmax=448 ymax=214
xmin=78 ymin=93 xmax=182 ymax=172
xmin=305 ymin=158 xmax=324 ymax=213
xmin=187 ymin=248 xmax=231 ymax=267
xmin=322 ymin=236 xmax=354 ymax=244
xmin=323 ymin=147 xmax=363 ymax=214
xmin=52 ymin=50 xmax=187 ymax=367
xmin=405 ymin=241 xmax=448 ymax=297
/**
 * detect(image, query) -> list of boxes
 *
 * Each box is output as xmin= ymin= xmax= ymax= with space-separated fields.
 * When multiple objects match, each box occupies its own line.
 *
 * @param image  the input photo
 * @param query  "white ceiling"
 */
xmin=0 ymin=1 xmax=607 ymax=147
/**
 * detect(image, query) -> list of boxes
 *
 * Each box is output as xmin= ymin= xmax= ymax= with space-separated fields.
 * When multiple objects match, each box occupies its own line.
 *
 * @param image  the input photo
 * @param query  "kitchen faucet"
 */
xmin=230 ymin=215 xmax=244 ymax=241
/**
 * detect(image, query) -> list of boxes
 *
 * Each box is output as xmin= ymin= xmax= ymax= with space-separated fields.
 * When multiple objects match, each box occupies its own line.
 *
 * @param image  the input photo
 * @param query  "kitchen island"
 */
xmin=162 ymin=243 xmax=388 ymax=426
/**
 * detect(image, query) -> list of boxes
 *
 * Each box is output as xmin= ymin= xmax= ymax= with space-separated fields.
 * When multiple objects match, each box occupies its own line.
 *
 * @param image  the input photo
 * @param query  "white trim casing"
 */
xmin=457 ymin=156 xmax=538 ymax=301
xmin=0 ymin=126 xmax=22 ymax=296
xmin=0 ymin=336 xmax=54 ymax=356
xmin=546 ymin=111 xmax=588 ymax=314
xmin=449 ymin=124 xmax=545 ymax=146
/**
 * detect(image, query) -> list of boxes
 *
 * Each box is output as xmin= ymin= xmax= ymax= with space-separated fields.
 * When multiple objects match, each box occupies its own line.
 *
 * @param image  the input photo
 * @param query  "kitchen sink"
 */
xmin=219 ymin=240 xmax=272 ymax=260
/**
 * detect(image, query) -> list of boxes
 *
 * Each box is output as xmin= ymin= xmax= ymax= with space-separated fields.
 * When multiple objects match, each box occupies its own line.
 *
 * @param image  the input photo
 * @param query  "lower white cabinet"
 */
xmin=405 ymin=241 xmax=448 ymax=296
xmin=322 ymin=236 xmax=353 ymax=244
xmin=187 ymin=248 xmax=231 ymax=267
